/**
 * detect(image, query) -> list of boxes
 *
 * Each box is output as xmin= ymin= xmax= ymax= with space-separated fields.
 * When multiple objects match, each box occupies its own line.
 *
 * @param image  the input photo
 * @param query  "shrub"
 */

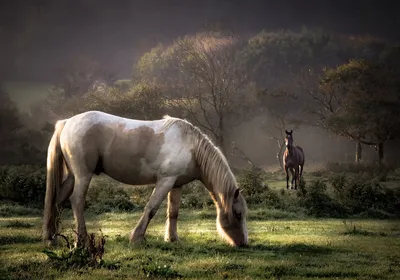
xmin=42 ymin=230 xmax=108 ymax=270
xmin=86 ymin=182 xmax=138 ymax=214
xmin=181 ymin=181 xmax=213 ymax=209
xmin=298 ymin=180 xmax=342 ymax=217
xmin=0 ymin=165 xmax=46 ymax=207
xmin=330 ymin=174 xmax=400 ymax=216
xmin=237 ymin=167 xmax=282 ymax=207
xmin=130 ymin=185 xmax=154 ymax=207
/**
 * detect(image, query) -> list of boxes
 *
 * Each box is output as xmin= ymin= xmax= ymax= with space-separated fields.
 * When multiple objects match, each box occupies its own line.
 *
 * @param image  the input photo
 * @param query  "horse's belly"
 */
xmin=102 ymin=156 xmax=158 ymax=185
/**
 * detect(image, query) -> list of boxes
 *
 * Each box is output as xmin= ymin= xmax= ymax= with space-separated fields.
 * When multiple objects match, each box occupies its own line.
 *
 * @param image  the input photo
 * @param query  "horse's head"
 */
xmin=285 ymin=130 xmax=293 ymax=151
xmin=217 ymin=188 xmax=248 ymax=247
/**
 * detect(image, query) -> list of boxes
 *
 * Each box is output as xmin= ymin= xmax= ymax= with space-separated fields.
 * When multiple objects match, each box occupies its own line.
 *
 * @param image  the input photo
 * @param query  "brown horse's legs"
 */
xmin=130 ymin=176 xmax=177 ymax=244
xmin=290 ymin=168 xmax=295 ymax=189
xmin=294 ymin=167 xmax=299 ymax=190
xmin=165 ymin=186 xmax=182 ymax=242
xmin=285 ymin=166 xmax=289 ymax=189
xmin=299 ymin=164 xmax=304 ymax=179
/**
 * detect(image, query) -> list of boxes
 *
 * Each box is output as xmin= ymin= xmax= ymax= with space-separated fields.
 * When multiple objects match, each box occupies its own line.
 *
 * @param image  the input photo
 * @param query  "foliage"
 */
xmin=42 ymin=231 xmax=107 ymax=270
xmin=330 ymin=174 xmax=400 ymax=217
xmin=237 ymin=168 xmax=283 ymax=207
xmin=86 ymin=181 xmax=138 ymax=214
xmin=0 ymin=165 xmax=46 ymax=207
xmin=297 ymin=180 xmax=342 ymax=217
xmin=0 ymin=86 xmax=46 ymax=165
xmin=134 ymin=31 xmax=258 ymax=150
xmin=181 ymin=181 xmax=213 ymax=209
xmin=311 ymin=59 xmax=400 ymax=162
xmin=52 ymin=55 xmax=116 ymax=98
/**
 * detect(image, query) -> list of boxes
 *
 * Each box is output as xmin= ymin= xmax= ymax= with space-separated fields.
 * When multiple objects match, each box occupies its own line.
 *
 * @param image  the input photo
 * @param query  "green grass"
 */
xmin=0 ymin=208 xmax=399 ymax=279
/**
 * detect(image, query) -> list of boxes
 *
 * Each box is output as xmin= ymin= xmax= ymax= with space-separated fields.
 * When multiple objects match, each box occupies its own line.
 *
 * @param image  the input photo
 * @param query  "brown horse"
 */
xmin=43 ymin=111 xmax=248 ymax=247
xmin=283 ymin=130 xmax=305 ymax=190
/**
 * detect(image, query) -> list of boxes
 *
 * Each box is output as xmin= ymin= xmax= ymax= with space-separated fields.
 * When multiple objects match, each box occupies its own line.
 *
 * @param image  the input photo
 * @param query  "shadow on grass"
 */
xmin=0 ymin=260 xmax=48 ymax=280
xmin=0 ymin=235 xmax=41 ymax=245
xmin=113 ymin=235 xmax=337 ymax=258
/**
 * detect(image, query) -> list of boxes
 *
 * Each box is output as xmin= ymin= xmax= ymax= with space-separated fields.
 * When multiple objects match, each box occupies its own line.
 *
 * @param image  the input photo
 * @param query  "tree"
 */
xmin=135 ymin=32 xmax=256 ymax=153
xmin=310 ymin=59 xmax=400 ymax=164
xmin=0 ymin=85 xmax=46 ymax=165
xmin=53 ymin=55 xmax=116 ymax=98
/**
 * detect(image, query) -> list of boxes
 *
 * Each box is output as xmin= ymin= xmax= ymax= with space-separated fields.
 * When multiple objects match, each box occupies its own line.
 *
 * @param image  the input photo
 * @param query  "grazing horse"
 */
xmin=43 ymin=111 xmax=248 ymax=247
xmin=283 ymin=130 xmax=305 ymax=190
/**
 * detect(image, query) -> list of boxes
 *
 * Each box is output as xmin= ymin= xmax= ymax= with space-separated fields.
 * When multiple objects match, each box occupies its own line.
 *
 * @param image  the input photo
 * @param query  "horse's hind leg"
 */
xmin=299 ymin=163 xmax=304 ymax=178
xmin=130 ymin=176 xmax=177 ymax=244
xmin=165 ymin=186 xmax=182 ymax=242
xmin=45 ymin=173 xmax=75 ymax=246
xmin=69 ymin=175 xmax=92 ymax=247
xmin=290 ymin=168 xmax=295 ymax=189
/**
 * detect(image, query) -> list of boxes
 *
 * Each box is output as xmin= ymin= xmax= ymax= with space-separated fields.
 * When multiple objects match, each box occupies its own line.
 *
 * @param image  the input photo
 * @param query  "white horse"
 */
xmin=43 ymin=111 xmax=248 ymax=247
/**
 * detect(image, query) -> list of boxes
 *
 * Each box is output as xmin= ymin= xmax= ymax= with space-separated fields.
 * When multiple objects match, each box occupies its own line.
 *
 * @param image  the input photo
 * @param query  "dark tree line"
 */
xmin=2 ymin=28 xmax=400 ymax=166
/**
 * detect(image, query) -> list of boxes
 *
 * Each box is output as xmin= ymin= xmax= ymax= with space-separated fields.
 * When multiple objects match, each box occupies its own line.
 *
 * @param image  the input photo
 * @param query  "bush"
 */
xmin=181 ymin=181 xmax=213 ymax=209
xmin=237 ymin=167 xmax=282 ymax=207
xmin=298 ymin=180 xmax=342 ymax=217
xmin=86 ymin=182 xmax=138 ymax=214
xmin=330 ymin=174 xmax=400 ymax=217
xmin=0 ymin=165 xmax=46 ymax=207
xmin=42 ymin=230 xmax=108 ymax=270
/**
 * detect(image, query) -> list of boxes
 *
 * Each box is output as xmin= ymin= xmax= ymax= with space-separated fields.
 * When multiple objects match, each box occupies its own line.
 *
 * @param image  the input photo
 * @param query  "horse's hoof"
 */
xmin=164 ymin=235 xmax=179 ymax=243
xmin=129 ymin=233 xmax=145 ymax=245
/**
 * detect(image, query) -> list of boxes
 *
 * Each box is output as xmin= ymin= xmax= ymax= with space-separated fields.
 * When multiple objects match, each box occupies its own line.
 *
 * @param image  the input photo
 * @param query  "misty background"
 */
xmin=1 ymin=0 xmax=399 ymax=168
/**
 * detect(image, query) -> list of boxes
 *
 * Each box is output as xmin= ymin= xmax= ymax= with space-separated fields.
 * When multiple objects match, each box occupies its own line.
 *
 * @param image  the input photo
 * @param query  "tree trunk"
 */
xmin=217 ymin=115 xmax=225 ymax=154
xmin=355 ymin=141 xmax=362 ymax=163
xmin=277 ymin=141 xmax=285 ymax=169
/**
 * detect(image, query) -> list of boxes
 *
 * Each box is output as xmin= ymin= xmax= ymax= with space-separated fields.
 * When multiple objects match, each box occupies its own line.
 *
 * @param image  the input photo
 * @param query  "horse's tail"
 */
xmin=42 ymin=119 xmax=67 ymax=243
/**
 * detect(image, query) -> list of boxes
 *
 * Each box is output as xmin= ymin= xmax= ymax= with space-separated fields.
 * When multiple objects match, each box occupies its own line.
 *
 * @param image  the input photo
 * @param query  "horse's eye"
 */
xmin=236 ymin=213 xmax=242 ymax=220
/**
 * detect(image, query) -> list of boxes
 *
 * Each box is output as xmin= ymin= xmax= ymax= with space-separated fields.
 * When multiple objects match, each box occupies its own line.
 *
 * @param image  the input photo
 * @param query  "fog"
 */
xmin=1 ymin=0 xmax=399 ymax=167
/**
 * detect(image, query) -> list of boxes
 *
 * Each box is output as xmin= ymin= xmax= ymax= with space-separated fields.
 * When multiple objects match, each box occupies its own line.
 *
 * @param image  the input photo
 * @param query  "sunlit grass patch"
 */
xmin=0 ymin=209 xmax=399 ymax=279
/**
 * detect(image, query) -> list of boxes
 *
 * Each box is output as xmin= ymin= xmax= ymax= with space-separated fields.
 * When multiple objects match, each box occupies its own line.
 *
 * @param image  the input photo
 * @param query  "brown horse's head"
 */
xmin=285 ymin=130 xmax=294 ymax=151
xmin=216 ymin=188 xmax=248 ymax=247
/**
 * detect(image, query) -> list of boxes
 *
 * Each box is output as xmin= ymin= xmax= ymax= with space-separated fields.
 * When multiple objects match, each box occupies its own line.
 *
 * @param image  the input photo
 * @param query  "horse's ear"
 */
xmin=234 ymin=188 xmax=240 ymax=200
xmin=285 ymin=130 xmax=289 ymax=135
xmin=290 ymin=129 xmax=293 ymax=134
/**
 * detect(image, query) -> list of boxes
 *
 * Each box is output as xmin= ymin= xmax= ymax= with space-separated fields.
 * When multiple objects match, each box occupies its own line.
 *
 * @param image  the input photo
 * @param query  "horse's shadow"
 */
xmin=119 ymin=235 xmax=338 ymax=258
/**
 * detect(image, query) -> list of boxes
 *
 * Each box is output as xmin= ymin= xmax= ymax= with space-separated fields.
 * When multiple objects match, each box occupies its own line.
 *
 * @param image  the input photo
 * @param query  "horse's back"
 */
xmin=59 ymin=111 xmax=196 ymax=185
xmin=295 ymin=146 xmax=305 ymax=165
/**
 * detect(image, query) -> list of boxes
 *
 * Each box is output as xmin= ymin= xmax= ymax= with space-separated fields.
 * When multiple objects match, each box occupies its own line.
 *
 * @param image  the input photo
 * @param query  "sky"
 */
xmin=1 ymin=0 xmax=399 ymax=82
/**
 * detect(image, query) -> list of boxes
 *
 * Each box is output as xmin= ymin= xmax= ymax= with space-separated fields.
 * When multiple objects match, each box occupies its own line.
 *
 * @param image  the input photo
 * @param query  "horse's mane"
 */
xmin=161 ymin=115 xmax=237 ymax=213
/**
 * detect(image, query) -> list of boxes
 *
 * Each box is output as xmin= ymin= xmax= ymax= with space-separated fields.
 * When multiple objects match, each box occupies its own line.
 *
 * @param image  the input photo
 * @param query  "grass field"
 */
xmin=1 ymin=207 xmax=399 ymax=280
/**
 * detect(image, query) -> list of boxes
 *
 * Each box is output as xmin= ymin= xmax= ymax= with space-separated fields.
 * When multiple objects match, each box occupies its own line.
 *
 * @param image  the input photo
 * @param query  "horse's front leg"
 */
xmin=294 ymin=167 xmax=300 ymax=190
xmin=130 ymin=176 xmax=177 ymax=244
xmin=165 ymin=186 xmax=182 ymax=242
xmin=285 ymin=166 xmax=289 ymax=190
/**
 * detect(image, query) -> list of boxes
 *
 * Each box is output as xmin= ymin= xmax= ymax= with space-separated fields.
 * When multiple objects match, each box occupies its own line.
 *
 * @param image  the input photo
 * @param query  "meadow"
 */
xmin=1 ymin=137 xmax=400 ymax=280
xmin=1 ymin=164 xmax=400 ymax=280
